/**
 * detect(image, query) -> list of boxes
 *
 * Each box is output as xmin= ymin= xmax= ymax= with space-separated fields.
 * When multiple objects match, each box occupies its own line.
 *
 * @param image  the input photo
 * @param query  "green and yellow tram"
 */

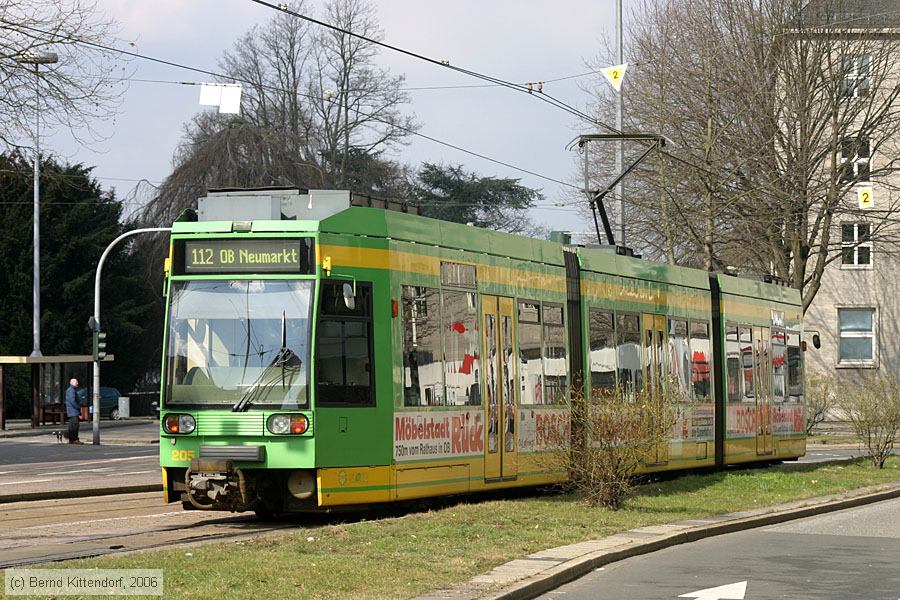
xmin=159 ymin=188 xmax=804 ymax=513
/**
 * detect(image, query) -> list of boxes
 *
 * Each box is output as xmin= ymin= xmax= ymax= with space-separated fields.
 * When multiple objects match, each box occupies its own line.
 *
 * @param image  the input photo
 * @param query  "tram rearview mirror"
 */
xmin=342 ymin=283 xmax=356 ymax=311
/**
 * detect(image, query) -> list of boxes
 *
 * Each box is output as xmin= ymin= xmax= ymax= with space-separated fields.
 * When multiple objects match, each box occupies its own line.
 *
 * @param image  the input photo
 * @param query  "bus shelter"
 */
xmin=0 ymin=355 xmax=112 ymax=429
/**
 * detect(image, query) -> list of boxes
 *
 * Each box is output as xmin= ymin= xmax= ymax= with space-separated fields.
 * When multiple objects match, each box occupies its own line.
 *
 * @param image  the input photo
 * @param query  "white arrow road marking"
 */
xmin=679 ymin=581 xmax=747 ymax=600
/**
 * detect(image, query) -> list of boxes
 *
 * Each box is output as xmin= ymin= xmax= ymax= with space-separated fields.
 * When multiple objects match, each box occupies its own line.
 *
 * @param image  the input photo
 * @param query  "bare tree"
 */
xmin=0 ymin=0 xmax=127 ymax=150
xmin=139 ymin=0 xmax=417 ymax=230
xmin=308 ymin=0 xmax=418 ymax=188
xmin=585 ymin=0 xmax=900 ymax=311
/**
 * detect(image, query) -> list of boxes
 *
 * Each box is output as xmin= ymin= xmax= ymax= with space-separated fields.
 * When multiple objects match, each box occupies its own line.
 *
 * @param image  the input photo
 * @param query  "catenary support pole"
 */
xmin=92 ymin=227 xmax=171 ymax=445
xmin=615 ymin=0 xmax=625 ymax=246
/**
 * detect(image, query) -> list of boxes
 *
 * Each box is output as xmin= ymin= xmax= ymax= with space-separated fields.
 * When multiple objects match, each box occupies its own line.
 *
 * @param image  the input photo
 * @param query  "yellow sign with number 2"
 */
xmin=858 ymin=186 xmax=874 ymax=209
xmin=602 ymin=63 xmax=628 ymax=92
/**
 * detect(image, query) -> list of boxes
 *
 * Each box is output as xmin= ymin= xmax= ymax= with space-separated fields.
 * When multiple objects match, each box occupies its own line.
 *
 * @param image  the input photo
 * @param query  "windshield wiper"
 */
xmin=232 ymin=347 xmax=300 ymax=412
xmin=232 ymin=312 xmax=301 ymax=412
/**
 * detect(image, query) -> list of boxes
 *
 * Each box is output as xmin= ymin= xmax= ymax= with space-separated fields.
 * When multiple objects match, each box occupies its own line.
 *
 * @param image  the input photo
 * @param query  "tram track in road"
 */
xmin=0 ymin=492 xmax=299 ymax=568
xmin=0 ymin=485 xmax=566 ymax=569
xmin=1 ymin=450 xmax=878 ymax=570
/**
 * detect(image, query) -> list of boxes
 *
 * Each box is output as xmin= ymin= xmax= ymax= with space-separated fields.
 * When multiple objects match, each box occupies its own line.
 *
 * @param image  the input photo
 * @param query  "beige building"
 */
xmin=803 ymin=1 xmax=900 ymax=380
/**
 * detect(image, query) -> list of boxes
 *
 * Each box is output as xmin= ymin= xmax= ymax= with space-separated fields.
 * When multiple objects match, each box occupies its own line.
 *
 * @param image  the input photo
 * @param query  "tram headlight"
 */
xmin=267 ymin=414 xmax=309 ymax=435
xmin=267 ymin=414 xmax=291 ymax=435
xmin=163 ymin=414 xmax=195 ymax=435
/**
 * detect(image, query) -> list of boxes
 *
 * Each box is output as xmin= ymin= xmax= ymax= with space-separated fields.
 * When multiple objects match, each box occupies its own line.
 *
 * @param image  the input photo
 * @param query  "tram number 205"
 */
xmin=171 ymin=450 xmax=196 ymax=462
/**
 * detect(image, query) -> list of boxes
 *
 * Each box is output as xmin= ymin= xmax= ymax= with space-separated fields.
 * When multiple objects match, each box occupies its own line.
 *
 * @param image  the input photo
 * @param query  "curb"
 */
xmin=0 ymin=484 xmax=163 ymax=504
xmin=0 ymin=420 xmax=157 ymax=440
xmin=419 ymin=483 xmax=900 ymax=600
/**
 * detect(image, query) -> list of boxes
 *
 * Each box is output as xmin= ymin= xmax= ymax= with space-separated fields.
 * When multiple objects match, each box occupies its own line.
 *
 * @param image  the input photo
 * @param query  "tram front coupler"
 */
xmin=184 ymin=459 xmax=251 ymax=512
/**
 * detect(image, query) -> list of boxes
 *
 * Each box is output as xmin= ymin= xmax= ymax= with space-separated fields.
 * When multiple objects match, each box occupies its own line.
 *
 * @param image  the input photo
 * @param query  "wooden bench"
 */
xmin=41 ymin=403 xmax=66 ymax=425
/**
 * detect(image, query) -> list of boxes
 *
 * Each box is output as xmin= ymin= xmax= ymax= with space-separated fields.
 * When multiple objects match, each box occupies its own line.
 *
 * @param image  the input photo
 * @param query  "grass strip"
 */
xmin=38 ymin=458 xmax=900 ymax=599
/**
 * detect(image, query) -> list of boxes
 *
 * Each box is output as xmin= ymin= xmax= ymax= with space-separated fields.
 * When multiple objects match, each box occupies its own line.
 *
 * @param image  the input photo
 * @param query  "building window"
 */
xmin=841 ymin=223 xmax=872 ymax=268
xmin=842 ymin=55 xmax=870 ymax=98
xmin=840 ymin=138 xmax=871 ymax=183
xmin=837 ymin=308 xmax=875 ymax=366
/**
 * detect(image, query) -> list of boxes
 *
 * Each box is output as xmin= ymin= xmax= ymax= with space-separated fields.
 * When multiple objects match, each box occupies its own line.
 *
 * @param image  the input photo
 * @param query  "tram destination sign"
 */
xmin=178 ymin=238 xmax=314 ymax=274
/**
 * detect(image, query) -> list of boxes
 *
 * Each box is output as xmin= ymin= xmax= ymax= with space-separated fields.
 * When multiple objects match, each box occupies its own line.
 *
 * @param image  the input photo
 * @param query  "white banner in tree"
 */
xmin=198 ymin=83 xmax=242 ymax=115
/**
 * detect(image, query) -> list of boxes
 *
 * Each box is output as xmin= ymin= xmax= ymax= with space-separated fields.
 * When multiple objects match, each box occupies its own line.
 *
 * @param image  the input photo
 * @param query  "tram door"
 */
xmin=754 ymin=326 xmax=774 ymax=455
xmin=643 ymin=314 xmax=669 ymax=465
xmin=481 ymin=295 xmax=518 ymax=481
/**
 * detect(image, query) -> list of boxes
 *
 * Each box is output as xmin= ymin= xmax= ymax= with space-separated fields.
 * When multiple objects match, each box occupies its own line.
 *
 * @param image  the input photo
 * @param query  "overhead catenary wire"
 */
xmin=7 ymin=7 xmax=887 ymax=212
xmin=0 ymin=15 xmax=744 ymax=196
xmin=1 ymin=19 xmax=584 ymax=192
xmin=247 ymin=0 xmax=815 ymax=206
xmin=247 ymin=0 xmax=615 ymax=128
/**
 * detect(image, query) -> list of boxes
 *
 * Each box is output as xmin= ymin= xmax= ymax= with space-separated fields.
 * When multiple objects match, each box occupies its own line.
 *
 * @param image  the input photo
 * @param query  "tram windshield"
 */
xmin=165 ymin=279 xmax=313 ymax=408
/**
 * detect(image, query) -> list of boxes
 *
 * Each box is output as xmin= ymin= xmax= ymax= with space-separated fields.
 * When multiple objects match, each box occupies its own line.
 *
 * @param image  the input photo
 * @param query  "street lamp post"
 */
xmin=90 ymin=227 xmax=171 ymax=445
xmin=16 ymin=51 xmax=59 ymax=358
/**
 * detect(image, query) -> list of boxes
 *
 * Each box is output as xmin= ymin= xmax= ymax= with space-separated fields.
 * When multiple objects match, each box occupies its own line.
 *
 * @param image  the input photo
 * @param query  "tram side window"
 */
xmin=772 ymin=330 xmax=786 ymax=402
xmin=443 ymin=290 xmax=480 ymax=406
xmin=725 ymin=326 xmax=741 ymax=403
xmin=787 ymin=331 xmax=804 ymax=403
xmin=402 ymin=286 xmax=444 ymax=406
xmin=543 ymin=303 xmax=567 ymax=404
xmin=740 ymin=327 xmax=754 ymax=401
xmin=518 ymin=301 xmax=543 ymax=405
xmin=616 ymin=313 xmax=642 ymax=398
xmin=668 ymin=319 xmax=691 ymax=401
xmin=689 ymin=321 xmax=711 ymax=401
xmin=589 ymin=309 xmax=616 ymax=397
xmin=316 ymin=282 xmax=374 ymax=406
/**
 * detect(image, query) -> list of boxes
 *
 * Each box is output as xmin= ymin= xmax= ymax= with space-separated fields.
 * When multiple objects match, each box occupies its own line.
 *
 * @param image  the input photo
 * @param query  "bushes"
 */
xmin=837 ymin=374 xmax=900 ymax=469
xmin=543 ymin=384 xmax=681 ymax=509
xmin=805 ymin=372 xmax=835 ymax=435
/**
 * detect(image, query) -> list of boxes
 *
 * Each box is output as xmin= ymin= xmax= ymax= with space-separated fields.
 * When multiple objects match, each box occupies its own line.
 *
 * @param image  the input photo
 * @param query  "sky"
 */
xmin=48 ymin=0 xmax=622 ymax=233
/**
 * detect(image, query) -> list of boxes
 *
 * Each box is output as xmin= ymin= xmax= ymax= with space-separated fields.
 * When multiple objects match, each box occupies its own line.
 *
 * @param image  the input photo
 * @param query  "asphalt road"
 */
xmin=0 ymin=439 xmax=159 ymax=498
xmin=540 ymin=497 xmax=900 ymax=600
xmin=797 ymin=447 xmax=875 ymax=464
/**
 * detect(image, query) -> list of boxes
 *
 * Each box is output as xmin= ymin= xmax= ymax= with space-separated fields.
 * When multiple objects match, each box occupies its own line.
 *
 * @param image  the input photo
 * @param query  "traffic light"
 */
xmin=92 ymin=331 xmax=107 ymax=361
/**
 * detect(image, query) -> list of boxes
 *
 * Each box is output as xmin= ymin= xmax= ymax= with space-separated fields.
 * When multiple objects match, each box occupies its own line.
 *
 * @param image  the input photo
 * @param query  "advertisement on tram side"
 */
xmin=393 ymin=410 xmax=484 ymax=461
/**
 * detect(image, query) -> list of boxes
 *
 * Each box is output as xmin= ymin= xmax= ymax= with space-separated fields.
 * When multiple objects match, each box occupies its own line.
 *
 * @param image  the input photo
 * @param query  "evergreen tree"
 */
xmin=0 ymin=153 xmax=158 ymax=416
xmin=411 ymin=163 xmax=542 ymax=235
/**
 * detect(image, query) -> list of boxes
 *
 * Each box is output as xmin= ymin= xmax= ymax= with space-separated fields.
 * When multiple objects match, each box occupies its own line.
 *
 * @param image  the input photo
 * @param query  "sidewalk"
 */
xmin=0 ymin=418 xmax=159 ymax=445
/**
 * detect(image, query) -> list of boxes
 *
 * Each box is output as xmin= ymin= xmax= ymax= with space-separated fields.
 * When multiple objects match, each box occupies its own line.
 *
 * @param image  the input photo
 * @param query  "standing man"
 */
xmin=65 ymin=378 xmax=83 ymax=445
